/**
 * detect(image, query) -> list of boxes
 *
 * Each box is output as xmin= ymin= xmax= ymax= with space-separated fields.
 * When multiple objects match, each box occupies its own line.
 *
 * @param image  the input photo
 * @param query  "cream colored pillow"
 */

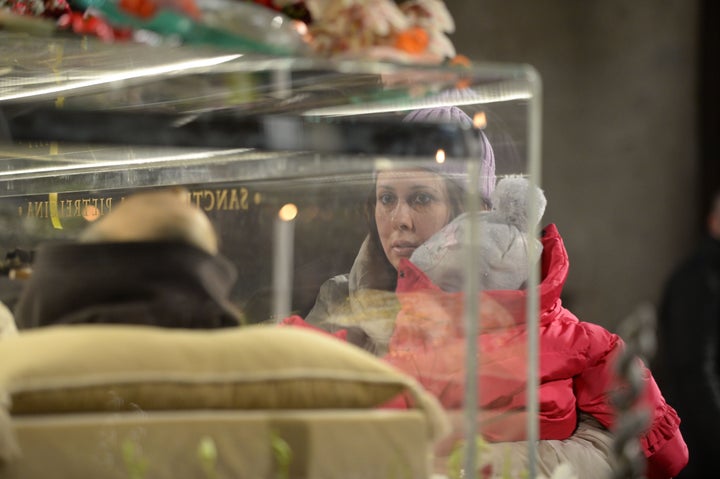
xmin=0 ymin=324 xmax=394 ymax=412
xmin=0 ymin=324 xmax=447 ymax=440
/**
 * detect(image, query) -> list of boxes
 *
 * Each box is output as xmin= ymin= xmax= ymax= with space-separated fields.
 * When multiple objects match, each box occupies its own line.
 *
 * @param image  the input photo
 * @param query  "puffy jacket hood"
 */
xmin=396 ymin=223 xmax=569 ymax=329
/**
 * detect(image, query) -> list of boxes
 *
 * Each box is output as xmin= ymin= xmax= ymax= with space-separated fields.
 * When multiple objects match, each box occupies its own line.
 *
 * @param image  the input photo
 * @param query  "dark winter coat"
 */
xmin=14 ymin=241 xmax=242 ymax=329
xmin=656 ymin=235 xmax=720 ymax=478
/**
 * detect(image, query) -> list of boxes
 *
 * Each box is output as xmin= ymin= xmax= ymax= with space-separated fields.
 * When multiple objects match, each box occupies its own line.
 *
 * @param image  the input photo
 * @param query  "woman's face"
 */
xmin=375 ymin=169 xmax=452 ymax=269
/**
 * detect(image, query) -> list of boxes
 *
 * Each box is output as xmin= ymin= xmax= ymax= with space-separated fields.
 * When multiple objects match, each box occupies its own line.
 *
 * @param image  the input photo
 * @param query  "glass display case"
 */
xmin=0 ymin=30 xmax=547 ymax=479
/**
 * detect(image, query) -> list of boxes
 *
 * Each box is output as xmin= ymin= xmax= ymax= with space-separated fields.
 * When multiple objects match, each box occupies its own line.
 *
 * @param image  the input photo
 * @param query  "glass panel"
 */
xmin=0 ymin=31 xmax=542 ymax=479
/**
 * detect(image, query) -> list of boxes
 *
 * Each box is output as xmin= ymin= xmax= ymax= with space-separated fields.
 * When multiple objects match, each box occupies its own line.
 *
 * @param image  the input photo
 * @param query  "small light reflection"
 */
xmin=304 ymin=204 xmax=320 ymax=220
xmin=278 ymin=203 xmax=298 ymax=222
xmin=473 ymin=111 xmax=487 ymax=129
xmin=293 ymin=20 xmax=308 ymax=36
xmin=83 ymin=205 xmax=101 ymax=222
xmin=435 ymin=149 xmax=446 ymax=164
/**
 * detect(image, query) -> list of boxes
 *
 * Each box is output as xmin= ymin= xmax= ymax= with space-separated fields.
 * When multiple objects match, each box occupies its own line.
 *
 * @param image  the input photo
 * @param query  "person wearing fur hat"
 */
xmin=299 ymin=104 xmax=496 ymax=355
xmin=382 ymin=176 xmax=688 ymax=479
xmin=13 ymin=187 xmax=244 ymax=329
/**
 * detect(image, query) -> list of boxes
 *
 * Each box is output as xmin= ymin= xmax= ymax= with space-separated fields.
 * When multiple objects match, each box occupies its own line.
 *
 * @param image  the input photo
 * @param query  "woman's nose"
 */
xmin=391 ymin=203 xmax=413 ymax=230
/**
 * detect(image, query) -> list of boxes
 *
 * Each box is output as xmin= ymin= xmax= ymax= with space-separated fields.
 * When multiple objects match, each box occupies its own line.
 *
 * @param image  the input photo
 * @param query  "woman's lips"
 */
xmin=391 ymin=242 xmax=417 ymax=257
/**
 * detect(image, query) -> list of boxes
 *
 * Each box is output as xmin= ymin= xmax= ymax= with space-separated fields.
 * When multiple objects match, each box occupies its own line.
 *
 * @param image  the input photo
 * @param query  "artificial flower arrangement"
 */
xmin=287 ymin=0 xmax=456 ymax=62
xmin=0 ymin=0 xmax=459 ymax=63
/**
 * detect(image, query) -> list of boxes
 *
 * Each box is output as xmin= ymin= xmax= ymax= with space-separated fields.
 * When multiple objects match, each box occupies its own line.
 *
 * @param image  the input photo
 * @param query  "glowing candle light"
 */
xmin=435 ymin=148 xmax=446 ymax=164
xmin=273 ymin=203 xmax=298 ymax=320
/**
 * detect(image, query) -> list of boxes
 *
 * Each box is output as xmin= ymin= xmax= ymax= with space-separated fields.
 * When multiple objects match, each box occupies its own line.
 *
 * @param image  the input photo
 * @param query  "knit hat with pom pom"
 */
xmin=408 ymin=175 xmax=546 ymax=292
xmin=403 ymin=105 xmax=496 ymax=205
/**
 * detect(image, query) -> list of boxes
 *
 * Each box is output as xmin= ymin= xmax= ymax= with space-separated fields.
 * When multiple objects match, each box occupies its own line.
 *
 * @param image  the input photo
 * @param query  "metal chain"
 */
xmin=610 ymin=303 xmax=657 ymax=479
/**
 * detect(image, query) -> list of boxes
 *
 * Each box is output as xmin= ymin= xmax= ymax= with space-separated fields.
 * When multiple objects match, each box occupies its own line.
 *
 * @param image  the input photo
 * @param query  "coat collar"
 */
xmin=395 ymin=224 xmax=569 ymax=328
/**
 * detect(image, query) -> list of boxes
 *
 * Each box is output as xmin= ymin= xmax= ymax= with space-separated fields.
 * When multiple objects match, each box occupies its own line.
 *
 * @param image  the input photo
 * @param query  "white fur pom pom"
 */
xmin=491 ymin=175 xmax=547 ymax=229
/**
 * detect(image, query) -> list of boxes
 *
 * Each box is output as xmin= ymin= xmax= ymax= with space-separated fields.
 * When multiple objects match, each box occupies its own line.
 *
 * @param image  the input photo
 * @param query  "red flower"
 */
xmin=57 ymin=11 xmax=130 ymax=42
xmin=119 ymin=0 xmax=158 ymax=18
xmin=394 ymin=26 xmax=429 ymax=54
xmin=480 ymin=463 xmax=494 ymax=479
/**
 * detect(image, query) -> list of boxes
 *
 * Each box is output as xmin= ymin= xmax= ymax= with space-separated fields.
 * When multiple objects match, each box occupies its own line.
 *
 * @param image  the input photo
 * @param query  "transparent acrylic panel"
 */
xmin=0 ymin=31 xmax=543 ymax=479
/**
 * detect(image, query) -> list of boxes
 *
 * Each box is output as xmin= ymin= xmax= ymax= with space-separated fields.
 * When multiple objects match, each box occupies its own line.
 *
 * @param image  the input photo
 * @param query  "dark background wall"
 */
xmin=699 ymin=0 xmax=720 ymax=226
xmin=446 ymin=0 xmax=709 ymax=332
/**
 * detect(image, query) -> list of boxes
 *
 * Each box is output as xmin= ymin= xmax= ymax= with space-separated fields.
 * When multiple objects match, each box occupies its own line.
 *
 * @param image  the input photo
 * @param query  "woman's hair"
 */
xmin=362 ymin=173 xmax=466 ymax=287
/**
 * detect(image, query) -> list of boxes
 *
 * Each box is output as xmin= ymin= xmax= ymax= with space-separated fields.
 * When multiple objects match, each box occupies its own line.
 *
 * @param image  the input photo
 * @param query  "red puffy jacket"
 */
xmin=384 ymin=224 xmax=688 ymax=479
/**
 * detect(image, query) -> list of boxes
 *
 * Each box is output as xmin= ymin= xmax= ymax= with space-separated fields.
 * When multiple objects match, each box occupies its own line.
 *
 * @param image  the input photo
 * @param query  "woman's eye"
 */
xmin=411 ymin=193 xmax=433 ymax=205
xmin=378 ymin=193 xmax=395 ymax=205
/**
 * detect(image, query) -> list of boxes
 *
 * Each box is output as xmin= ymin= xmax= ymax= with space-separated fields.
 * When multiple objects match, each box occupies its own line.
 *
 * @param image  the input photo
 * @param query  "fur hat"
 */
xmin=403 ymin=105 xmax=496 ymax=204
xmin=409 ymin=175 xmax=547 ymax=292
xmin=80 ymin=187 xmax=219 ymax=255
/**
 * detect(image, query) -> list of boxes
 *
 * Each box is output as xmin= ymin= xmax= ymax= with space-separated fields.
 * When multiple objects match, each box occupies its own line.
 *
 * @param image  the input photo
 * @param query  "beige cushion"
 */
xmin=0 ymin=324 xmax=395 ymax=412
xmin=0 ymin=324 xmax=447 ymax=441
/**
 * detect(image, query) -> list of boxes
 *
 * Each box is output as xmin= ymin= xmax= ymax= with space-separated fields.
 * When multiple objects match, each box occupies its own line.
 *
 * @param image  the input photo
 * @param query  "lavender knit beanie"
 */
xmin=403 ymin=105 xmax=496 ymax=204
